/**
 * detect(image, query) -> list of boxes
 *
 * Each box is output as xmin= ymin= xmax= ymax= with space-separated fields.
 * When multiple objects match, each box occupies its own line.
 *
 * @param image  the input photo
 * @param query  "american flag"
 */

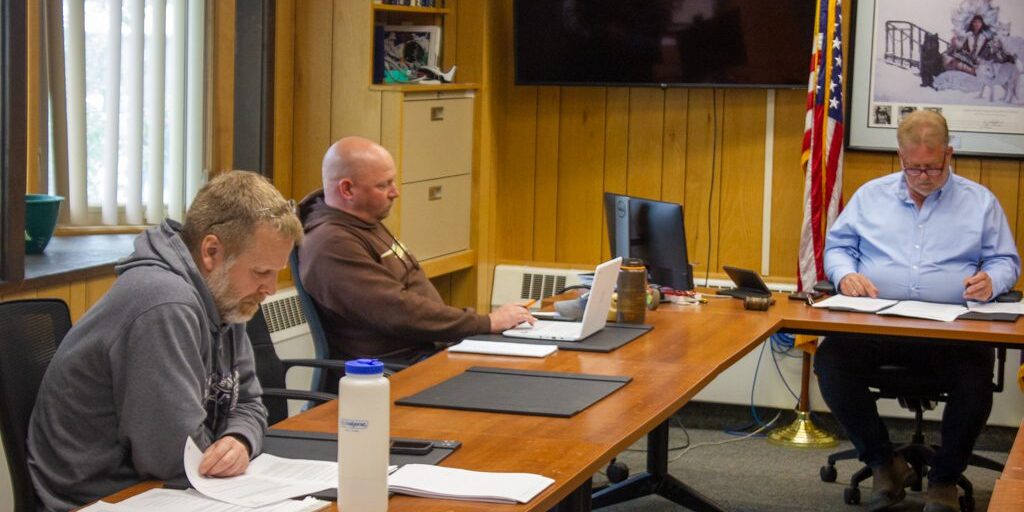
xmin=797 ymin=0 xmax=845 ymax=293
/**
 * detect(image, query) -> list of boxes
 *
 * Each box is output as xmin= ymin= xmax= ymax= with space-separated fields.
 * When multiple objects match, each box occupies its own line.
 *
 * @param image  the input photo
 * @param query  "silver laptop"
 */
xmin=502 ymin=257 xmax=623 ymax=342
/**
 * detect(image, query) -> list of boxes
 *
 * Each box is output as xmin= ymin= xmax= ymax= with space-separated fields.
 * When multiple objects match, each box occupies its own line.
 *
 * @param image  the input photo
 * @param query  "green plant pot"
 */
xmin=25 ymin=194 xmax=64 ymax=254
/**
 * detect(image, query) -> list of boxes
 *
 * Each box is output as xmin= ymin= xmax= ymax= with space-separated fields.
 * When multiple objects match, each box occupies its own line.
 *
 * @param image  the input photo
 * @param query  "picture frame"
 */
xmin=847 ymin=0 xmax=1024 ymax=157
xmin=381 ymin=25 xmax=441 ymax=78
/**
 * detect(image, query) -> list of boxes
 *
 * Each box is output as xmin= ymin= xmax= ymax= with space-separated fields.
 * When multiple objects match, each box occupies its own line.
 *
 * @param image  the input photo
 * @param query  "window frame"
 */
xmin=1 ymin=0 xmax=27 ymax=286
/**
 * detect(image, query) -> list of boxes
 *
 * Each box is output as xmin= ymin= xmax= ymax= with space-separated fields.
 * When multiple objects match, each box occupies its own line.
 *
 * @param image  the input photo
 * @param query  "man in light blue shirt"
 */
xmin=815 ymin=111 xmax=1020 ymax=512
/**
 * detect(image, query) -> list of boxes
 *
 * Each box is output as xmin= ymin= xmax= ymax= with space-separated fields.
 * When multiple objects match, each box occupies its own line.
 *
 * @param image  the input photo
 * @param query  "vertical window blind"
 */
xmin=52 ymin=0 xmax=206 ymax=226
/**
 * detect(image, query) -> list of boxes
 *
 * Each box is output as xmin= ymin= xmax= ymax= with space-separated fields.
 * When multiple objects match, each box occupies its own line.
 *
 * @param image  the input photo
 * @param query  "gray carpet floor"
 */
xmin=590 ymin=404 xmax=1013 ymax=512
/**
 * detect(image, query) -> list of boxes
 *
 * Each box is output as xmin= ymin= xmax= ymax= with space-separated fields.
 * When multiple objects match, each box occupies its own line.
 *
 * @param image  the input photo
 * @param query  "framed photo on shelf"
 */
xmin=382 ymin=25 xmax=441 ymax=78
xmin=847 ymin=0 xmax=1024 ymax=157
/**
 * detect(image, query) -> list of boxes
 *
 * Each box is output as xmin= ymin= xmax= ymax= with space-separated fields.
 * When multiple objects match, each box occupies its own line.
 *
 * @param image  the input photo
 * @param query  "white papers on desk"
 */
xmin=967 ymin=301 xmax=1024 ymax=315
xmin=810 ymin=295 xmax=897 ymax=313
xmin=184 ymin=437 xmax=336 ymax=508
xmin=876 ymin=301 xmax=967 ymax=322
xmin=388 ymin=464 xmax=554 ymax=504
xmin=78 ymin=489 xmax=328 ymax=512
xmin=449 ymin=339 xmax=558 ymax=357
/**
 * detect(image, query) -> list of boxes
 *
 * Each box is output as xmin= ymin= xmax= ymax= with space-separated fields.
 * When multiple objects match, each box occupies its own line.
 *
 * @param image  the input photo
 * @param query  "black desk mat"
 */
xmin=396 ymin=366 xmax=631 ymax=417
xmin=466 ymin=323 xmax=652 ymax=353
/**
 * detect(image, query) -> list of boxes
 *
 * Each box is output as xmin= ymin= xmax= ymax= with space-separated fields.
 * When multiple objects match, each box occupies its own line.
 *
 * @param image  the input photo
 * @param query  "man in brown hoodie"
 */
xmin=298 ymin=137 xmax=534 ymax=365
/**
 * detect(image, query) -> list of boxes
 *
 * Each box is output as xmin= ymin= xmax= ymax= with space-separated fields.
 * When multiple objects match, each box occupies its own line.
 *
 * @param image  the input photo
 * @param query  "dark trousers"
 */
xmin=813 ymin=334 xmax=994 ymax=484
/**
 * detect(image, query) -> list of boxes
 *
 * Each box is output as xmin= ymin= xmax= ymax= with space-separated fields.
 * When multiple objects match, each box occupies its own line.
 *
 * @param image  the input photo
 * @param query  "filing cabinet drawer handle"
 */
xmin=429 ymin=186 xmax=443 ymax=201
xmin=431 ymin=106 xmax=444 ymax=121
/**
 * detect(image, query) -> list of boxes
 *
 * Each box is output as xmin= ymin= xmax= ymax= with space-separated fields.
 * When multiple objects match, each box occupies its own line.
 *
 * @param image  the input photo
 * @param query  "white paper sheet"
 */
xmin=967 ymin=300 xmax=1024 ymax=315
xmin=184 ymin=437 xmax=336 ymax=508
xmin=387 ymin=463 xmax=554 ymax=504
xmin=876 ymin=300 xmax=967 ymax=322
xmin=810 ymin=295 xmax=898 ymax=313
xmin=78 ymin=489 xmax=328 ymax=512
xmin=449 ymin=339 xmax=558 ymax=357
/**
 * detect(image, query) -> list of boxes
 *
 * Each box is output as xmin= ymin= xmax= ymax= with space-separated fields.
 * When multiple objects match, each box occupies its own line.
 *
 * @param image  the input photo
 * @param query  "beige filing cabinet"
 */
xmin=397 ymin=90 xmax=474 ymax=260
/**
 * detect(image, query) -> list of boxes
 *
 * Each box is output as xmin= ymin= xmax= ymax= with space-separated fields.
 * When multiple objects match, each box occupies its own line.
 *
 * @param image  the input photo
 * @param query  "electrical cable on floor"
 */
xmin=624 ymin=415 xmax=692 ymax=453
xmin=669 ymin=411 xmax=782 ymax=463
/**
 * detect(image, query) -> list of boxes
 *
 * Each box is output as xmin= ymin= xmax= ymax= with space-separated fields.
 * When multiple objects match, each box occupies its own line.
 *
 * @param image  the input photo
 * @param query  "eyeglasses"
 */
xmin=257 ymin=199 xmax=297 ymax=218
xmin=900 ymin=153 xmax=948 ymax=177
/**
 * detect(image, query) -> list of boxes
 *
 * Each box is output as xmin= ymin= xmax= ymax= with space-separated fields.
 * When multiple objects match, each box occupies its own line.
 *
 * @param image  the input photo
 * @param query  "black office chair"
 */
xmin=813 ymin=282 xmax=1007 ymax=512
xmin=0 ymin=299 xmax=72 ymax=512
xmin=246 ymin=308 xmax=346 ymax=425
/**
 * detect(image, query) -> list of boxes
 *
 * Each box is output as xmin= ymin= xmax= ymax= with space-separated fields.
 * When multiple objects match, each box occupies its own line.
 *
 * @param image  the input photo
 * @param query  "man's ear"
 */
xmin=338 ymin=178 xmax=355 ymax=200
xmin=198 ymin=234 xmax=224 ymax=274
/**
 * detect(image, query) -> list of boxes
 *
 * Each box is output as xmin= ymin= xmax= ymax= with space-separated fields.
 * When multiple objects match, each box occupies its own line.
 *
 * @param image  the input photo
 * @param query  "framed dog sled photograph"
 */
xmin=848 ymin=0 xmax=1024 ymax=157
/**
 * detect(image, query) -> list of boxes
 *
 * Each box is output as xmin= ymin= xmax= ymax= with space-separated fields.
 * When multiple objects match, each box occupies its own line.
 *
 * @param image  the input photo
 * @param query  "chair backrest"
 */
xmin=246 ymin=308 xmax=290 ymax=425
xmin=0 ymin=299 xmax=72 ymax=512
xmin=289 ymin=249 xmax=333 ymax=391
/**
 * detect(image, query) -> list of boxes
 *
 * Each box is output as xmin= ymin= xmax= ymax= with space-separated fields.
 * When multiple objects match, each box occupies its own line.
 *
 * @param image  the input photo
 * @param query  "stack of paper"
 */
xmin=78 ymin=489 xmax=328 ymax=512
xmin=183 ymin=438 xmax=337 ymax=508
xmin=449 ymin=339 xmax=558 ymax=357
xmin=387 ymin=463 xmax=554 ymax=504
xmin=876 ymin=301 xmax=967 ymax=322
xmin=967 ymin=301 xmax=1024 ymax=315
xmin=810 ymin=295 xmax=897 ymax=313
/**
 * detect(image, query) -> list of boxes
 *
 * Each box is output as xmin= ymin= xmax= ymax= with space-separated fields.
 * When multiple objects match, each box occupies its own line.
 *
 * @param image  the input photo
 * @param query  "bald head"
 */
xmin=897 ymin=110 xmax=950 ymax=151
xmin=322 ymin=137 xmax=399 ymax=223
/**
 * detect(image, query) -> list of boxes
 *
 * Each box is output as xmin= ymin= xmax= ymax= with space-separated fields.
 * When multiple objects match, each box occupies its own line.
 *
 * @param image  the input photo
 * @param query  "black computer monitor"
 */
xmin=604 ymin=192 xmax=694 ymax=291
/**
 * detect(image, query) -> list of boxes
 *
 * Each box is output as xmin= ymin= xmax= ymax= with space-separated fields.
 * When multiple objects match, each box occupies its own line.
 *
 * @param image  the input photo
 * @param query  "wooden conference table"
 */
xmin=106 ymin=292 xmax=1024 ymax=511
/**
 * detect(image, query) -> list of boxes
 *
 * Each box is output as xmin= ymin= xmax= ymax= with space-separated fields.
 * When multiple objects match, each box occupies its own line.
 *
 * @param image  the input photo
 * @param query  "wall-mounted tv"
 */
xmin=514 ymin=0 xmax=816 ymax=89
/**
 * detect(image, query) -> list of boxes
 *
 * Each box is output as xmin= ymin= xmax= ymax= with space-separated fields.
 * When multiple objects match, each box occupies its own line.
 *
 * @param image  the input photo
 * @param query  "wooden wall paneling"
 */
xmin=716 ymin=89 xmax=767 ymax=272
xmin=291 ymin=0 xmax=334 ymax=198
xmin=842 ymin=150 xmax=894 ymax=201
xmin=1015 ymin=161 xmax=1024 ymax=289
xmin=68 ymin=281 xmax=88 ymax=322
xmin=954 ymin=156 xmax=982 ymax=183
xmin=495 ymin=86 xmax=538 ymax=261
xmin=532 ymin=88 xmax=560 ymax=261
xmin=273 ymin=0 xmax=296 ymax=197
xmin=683 ymin=89 xmax=724 ymax=276
xmin=331 ymin=0 xmax=381 ymax=143
xmin=600 ymin=88 xmax=630 ymax=262
xmin=1 ymin=289 xmax=38 ymax=302
xmin=979 ymin=159 xmax=1020 ymax=235
xmin=25 ymin=0 xmax=41 ymax=193
xmin=768 ymin=89 xmax=807 ymax=278
xmin=429 ymin=274 xmax=452 ymax=303
xmin=467 ymin=0 xmax=493 ymax=310
xmin=554 ymin=87 xmax=606 ymax=264
xmin=624 ymin=88 xmax=665 ymax=199
xmin=660 ymin=89 xmax=688 ymax=207
xmin=213 ymin=0 xmax=236 ymax=174
xmin=85 ymin=275 xmax=115 ymax=309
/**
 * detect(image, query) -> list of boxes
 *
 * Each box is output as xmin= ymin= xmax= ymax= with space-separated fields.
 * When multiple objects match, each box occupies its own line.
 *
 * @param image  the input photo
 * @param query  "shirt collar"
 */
xmin=896 ymin=168 xmax=956 ymax=204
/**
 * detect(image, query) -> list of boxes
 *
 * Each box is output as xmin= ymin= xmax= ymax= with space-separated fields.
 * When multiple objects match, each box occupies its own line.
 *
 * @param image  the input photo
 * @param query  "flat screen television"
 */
xmin=514 ymin=0 xmax=816 ymax=88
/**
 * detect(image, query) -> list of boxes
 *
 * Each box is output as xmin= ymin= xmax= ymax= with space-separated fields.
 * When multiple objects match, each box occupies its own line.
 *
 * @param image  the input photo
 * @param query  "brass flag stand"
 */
xmin=768 ymin=349 xmax=838 ymax=447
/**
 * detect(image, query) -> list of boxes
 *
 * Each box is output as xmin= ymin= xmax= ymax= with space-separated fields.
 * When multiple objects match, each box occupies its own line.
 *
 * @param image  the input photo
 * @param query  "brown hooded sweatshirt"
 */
xmin=297 ymin=190 xmax=490 ymax=362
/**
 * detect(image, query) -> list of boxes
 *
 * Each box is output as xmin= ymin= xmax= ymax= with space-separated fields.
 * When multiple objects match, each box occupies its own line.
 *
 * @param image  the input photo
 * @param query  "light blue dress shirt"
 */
xmin=824 ymin=170 xmax=1020 ymax=304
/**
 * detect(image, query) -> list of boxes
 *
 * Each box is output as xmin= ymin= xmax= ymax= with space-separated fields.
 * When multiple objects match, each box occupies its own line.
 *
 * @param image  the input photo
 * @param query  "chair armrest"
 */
xmin=281 ymin=358 xmax=348 ymax=372
xmin=261 ymin=387 xmax=337 ymax=404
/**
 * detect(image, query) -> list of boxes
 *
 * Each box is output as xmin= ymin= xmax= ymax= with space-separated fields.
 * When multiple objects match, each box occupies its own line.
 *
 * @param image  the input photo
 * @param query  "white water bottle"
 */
xmin=338 ymin=358 xmax=390 ymax=511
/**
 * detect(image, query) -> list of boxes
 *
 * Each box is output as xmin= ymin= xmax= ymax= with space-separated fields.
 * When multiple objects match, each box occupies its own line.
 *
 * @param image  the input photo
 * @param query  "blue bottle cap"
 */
xmin=345 ymin=358 xmax=385 ymax=375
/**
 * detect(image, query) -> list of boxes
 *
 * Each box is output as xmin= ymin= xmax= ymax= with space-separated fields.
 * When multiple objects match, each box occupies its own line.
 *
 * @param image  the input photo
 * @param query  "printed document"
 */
xmin=76 ymin=489 xmax=328 ymax=512
xmin=875 ymin=301 xmax=967 ymax=322
xmin=387 ymin=463 xmax=554 ymax=504
xmin=449 ymin=339 xmax=558 ymax=357
xmin=810 ymin=295 xmax=898 ymax=313
xmin=184 ymin=437 xmax=336 ymax=508
xmin=967 ymin=301 xmax=1024 ymax=315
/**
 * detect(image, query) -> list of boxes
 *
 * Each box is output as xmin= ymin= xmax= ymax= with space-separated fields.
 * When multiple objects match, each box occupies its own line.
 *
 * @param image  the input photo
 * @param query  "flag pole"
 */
xmin=769 ymin=0 xmax=838 ymax=449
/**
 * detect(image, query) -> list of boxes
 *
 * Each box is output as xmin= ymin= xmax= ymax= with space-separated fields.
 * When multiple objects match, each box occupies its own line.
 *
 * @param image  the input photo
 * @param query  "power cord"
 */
xmin=670 ymin=411 xmax=781 ymax=463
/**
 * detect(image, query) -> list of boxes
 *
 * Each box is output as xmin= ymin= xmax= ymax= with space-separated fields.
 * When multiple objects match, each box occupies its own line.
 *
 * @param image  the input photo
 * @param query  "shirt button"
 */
xmin=912 ymin=265 xmax=918 ymax=269
xmin=914 ymin=245 xmax=920 ymax=249
xmin=918 ymin=224 xmax=923 ymax=229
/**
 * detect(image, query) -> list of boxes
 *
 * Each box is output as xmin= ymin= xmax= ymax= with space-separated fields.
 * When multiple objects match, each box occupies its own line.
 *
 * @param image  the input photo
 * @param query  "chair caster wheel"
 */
xmin=606 ymin=459 xmax=629 ymax=484
xmin=820 ymin=465 xmax=837 ymax=482
xmin=843 ymin=486 xmax=860 ymax=505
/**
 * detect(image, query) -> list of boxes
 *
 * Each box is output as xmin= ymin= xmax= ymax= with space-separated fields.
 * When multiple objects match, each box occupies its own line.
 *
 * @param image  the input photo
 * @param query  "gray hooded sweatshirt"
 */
xmin=27 ymin=220 xmax=268 ymax=511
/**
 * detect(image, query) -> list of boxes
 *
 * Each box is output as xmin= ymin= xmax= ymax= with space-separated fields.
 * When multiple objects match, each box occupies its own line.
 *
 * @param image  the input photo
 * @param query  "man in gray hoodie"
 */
xmin=27 ymin=171 xmax=303 ymax=511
